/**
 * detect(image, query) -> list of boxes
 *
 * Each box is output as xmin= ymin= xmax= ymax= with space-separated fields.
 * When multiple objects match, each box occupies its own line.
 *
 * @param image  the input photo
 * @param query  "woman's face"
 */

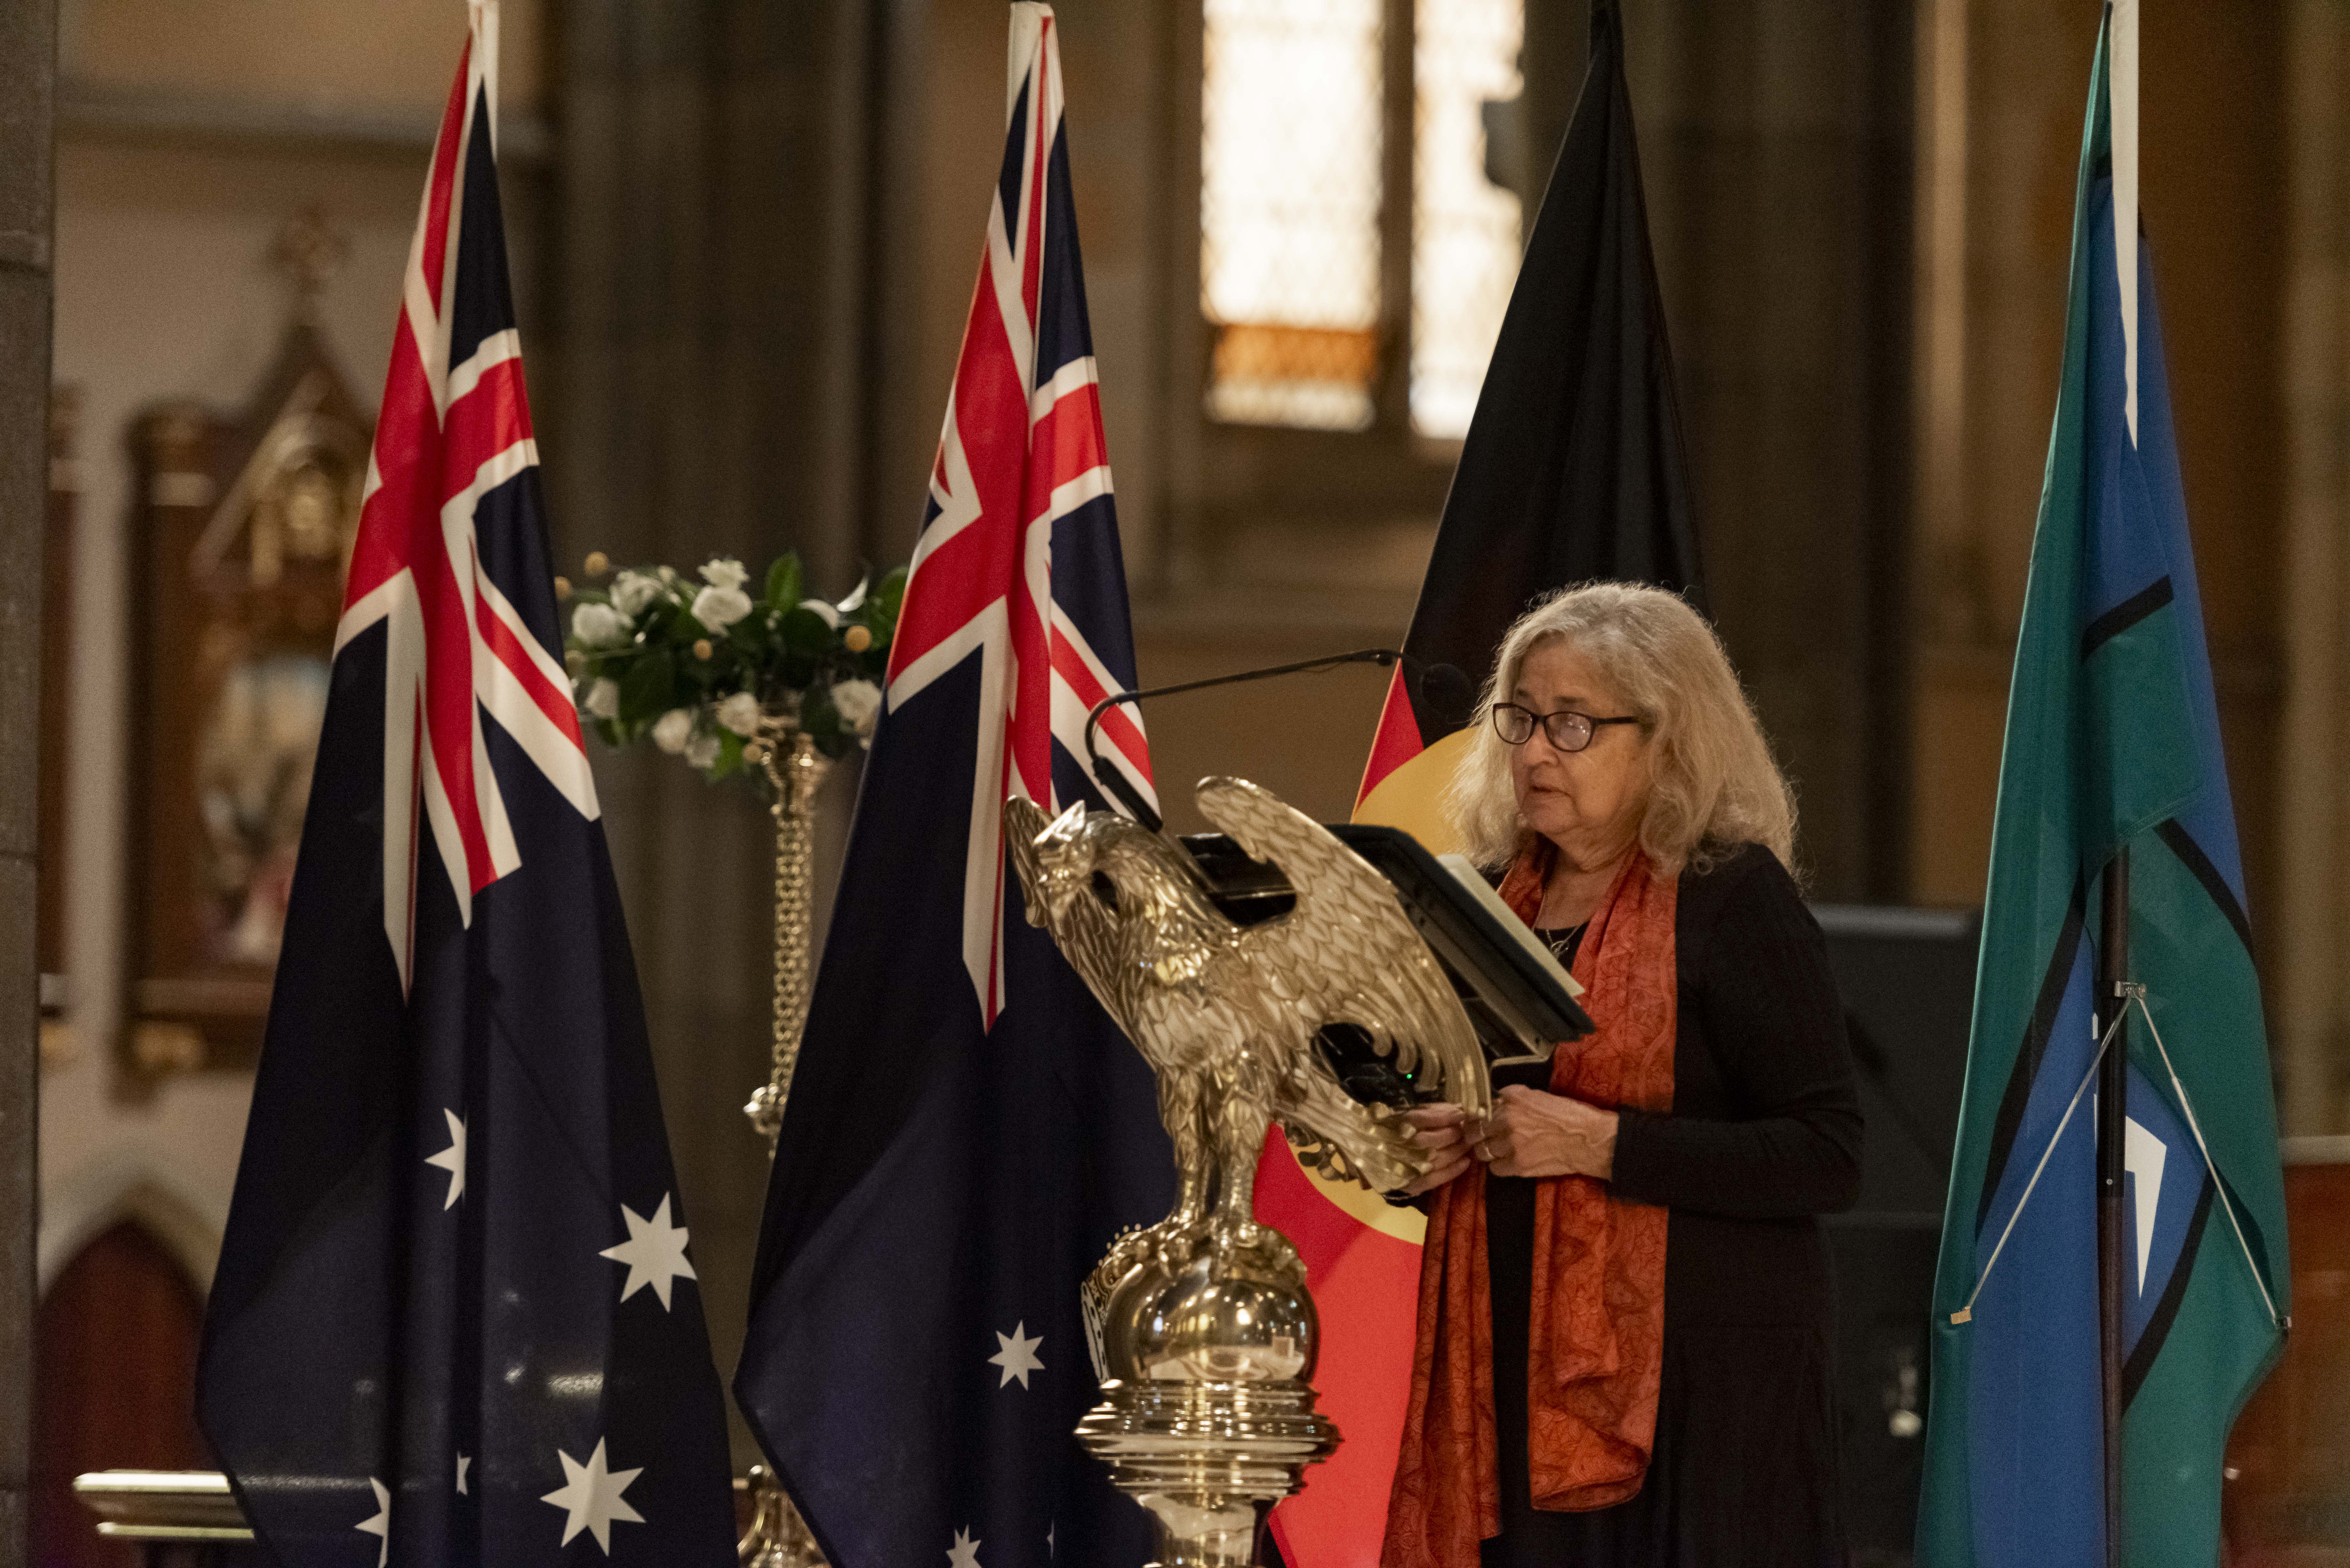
xmin=1506 ymin=638 xmax=1654 ymax=871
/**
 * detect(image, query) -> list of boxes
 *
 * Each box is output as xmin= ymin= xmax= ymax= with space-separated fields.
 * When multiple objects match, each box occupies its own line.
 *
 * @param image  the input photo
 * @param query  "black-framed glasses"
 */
xmin=1491 ymin=702 xmax=1643 ymax=753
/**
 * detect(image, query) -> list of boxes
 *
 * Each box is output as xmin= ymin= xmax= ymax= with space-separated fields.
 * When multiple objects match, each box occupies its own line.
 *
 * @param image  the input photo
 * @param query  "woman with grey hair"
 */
xmin=1382 ymin=582 xmax=1862 ymax=1568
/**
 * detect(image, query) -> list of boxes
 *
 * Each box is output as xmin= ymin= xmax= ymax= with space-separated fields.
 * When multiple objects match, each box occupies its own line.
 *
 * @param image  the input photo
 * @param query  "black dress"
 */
xmin=1482 ymin=842 xmax=1862 ymax=1568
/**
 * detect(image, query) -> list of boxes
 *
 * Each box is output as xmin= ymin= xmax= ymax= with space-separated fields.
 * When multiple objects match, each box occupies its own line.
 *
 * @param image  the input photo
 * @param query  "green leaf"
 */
xmin=618 ymin=649 xmax=676 ymax=726
xmin=869 ymin=566 xmax=908 ymax=636
xmin=764 ymin=553 xmax=804 ymax=612
xmin=709 ymin=728 xmax=747 ymax=781
xmin=781 ymin=605 xmax=835 ymax=658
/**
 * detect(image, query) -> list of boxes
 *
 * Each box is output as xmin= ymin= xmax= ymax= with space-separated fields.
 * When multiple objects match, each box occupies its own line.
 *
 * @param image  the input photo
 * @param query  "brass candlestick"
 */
xmin=736 ymin=714 xmax=833 ymax=1568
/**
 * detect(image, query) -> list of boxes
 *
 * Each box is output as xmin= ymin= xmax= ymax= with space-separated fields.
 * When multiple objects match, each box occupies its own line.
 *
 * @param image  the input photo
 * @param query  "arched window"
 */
xmin=1200 ymin=0 xmax=1526 ymax=438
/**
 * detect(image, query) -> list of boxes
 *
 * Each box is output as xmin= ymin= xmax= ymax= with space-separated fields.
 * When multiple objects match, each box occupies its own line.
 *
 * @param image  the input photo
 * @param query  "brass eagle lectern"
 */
xmin=1006 ymin=777 xmax=1490 ymax=1568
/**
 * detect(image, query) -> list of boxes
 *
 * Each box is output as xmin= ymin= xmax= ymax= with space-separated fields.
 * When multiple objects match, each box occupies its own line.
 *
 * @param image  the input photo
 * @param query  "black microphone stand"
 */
xmin=1078 ymin=648 xmax=1447 ymax=833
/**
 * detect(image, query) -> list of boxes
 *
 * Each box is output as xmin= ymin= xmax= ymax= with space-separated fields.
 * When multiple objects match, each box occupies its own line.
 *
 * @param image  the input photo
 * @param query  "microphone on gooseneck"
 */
xmin=1078 ymin=649 xmax=1476 ymax=833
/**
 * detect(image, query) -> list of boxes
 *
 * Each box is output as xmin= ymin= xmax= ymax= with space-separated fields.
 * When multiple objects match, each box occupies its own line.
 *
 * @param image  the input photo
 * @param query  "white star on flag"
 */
xmin=424 ymin=1109 xmax=467 ymax=1209
xmin=947 ymin=1526 xmax=983 ymax=1568
xmin=541 ymin=1438 xmax=645 ymax=1554
xmin=456 ymin=1453 xmax=471 ymax=1495
xmin=988 ymin=1322 xmax=1044 ymax=1389
xmin=599 ymin=1193 xmax=696 ymax=1309
xmin=356 ymin=1477 xmax=390 ymax=1567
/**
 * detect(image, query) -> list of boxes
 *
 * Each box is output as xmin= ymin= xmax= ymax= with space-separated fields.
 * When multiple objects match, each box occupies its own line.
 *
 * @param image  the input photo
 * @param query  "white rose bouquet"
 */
xmin=563 ymin=549 xmax=905 ymax=785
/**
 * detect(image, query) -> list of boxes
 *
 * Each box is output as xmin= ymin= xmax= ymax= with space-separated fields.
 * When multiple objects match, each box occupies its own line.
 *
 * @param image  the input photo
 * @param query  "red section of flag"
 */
xmin=1354 ymin=669 xmax=1425 ymax=809
xmin=1256 ymin=1129 xmax=1422 ymax=1568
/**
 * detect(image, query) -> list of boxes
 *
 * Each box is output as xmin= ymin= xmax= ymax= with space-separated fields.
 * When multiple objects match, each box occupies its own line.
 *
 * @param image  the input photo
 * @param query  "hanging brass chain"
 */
xmin=742 ymin=718 xmax=833 ymax=1154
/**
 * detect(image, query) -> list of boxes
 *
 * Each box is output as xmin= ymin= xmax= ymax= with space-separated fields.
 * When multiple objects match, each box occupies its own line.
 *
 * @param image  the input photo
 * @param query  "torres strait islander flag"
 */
xmin=1916 ymin=9 xmax=2288 ymax=1565
xmin=197 ymin=6 xmax=737 ymax=1565
xmin=1258 ymin=7 xmax=1700 ymax=1564
xmin=735 ymin=10 xmax=1172 ymax=1568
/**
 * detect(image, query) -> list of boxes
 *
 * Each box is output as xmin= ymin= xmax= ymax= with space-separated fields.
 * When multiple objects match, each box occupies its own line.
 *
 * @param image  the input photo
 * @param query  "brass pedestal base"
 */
xmin=1076 ymin=1378 xmax=1340 ymax=1568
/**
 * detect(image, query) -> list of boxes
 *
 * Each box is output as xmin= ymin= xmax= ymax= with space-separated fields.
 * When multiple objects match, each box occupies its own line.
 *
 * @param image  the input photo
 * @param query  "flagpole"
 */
xmin=2098 ymin=10 xmax=2138 ymax=1563
xmin=2096 ymin=844 xmax=2130 ymax=1568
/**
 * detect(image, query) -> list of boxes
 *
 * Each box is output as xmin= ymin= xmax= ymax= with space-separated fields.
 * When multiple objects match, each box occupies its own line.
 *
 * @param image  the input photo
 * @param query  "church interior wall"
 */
xmin=24 ymin=0 xmax=2350 ymax=1519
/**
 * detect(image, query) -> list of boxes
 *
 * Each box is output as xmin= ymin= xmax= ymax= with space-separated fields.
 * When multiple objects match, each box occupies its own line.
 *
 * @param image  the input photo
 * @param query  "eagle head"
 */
xmin=1010 ymin=798 xmax=1098 ymax=931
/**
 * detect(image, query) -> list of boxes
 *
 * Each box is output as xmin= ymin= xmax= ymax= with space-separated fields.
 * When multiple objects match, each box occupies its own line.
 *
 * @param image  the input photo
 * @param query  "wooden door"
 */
xmin=33 ymin=1223 xmax=211 ymax=1568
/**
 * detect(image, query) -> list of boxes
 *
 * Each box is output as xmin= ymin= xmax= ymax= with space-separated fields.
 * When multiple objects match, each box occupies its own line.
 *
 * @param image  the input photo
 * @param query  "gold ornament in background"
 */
xmin=1005 ymin=776 xmax=1490 ymax=1567
xmin=736 ymin=712 xmax=835 ymax=1567
xmin=738 ymin=1467 xmax=825 ymax=1568
xmin=741 ymin=716 xmax=834 ymax=1151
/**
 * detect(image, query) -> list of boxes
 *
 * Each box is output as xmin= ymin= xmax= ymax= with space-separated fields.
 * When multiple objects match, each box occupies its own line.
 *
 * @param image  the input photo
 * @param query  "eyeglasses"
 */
xmin=1491 ymin=702 xmax=1643 ymax=753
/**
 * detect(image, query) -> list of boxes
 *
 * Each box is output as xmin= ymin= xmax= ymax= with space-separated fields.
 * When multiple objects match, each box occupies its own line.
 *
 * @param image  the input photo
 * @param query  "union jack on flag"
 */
xmin=739 ymin=9 xmax=1174 ymax=1566
xmin=334 ymin=0 xmax=595 ymax=993
xmin=199 ymin=6 xmax=737 ymax=1564
xmin=883 ymin=2 xmax=1157 ymax=1024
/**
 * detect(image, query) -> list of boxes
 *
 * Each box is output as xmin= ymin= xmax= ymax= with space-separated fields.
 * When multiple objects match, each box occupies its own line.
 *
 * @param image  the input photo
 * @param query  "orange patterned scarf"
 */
xmin=1381 ymin=843 xmax=1678 ymax=1568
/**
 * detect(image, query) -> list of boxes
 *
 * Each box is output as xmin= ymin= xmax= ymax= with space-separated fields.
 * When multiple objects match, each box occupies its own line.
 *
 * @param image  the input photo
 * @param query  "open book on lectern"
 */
xmin=1179 ymin=824 xmax=1595 ymax=1110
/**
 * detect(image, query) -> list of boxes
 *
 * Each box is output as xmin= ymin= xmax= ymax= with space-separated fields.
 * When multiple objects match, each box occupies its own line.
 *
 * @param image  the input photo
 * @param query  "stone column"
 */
xmin=2277 ymin=0 xmax=2350 ymax=1135
xmin=544 ymin=0 xmax=884 ymax=1463
xmin=1627 ymin=0 xmax=1918 ymax=900
xmin=0 ymin=0 xmax=55 ymax=1559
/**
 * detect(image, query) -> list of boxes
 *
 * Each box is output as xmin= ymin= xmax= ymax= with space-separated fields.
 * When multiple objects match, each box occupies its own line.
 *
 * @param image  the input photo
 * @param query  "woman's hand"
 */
xmin=1400 ymin=1103 xmax=1479 ymax=1196
xmin=1475 ymin=1084 xmax=1618 ymax=1180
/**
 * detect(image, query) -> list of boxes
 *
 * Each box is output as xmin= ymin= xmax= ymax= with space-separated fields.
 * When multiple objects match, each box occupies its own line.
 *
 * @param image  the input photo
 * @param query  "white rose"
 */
xmin=651 ymin=708 xmax=694 ymax=754
xmin=610 ymin=569 xmax=663 ymax=616
xmin=798 ymin=597 xmax=842 ymax=629
xmin=715 ymin=691 xmax=763 ymax=737
xmin=691 ymin=584 xmax=753 ymax=632
xmin=700 ymin=557 xmax=750 ymax=591
xmin=571 ymin=602 xmax=628 ymax=648
xmin=830 ymin=678 xmax=882 ymax=736
xmin=684 ymin=732 xmax=721 ymax=769
xmin=583 ymin=678 xmax=620 ymax=720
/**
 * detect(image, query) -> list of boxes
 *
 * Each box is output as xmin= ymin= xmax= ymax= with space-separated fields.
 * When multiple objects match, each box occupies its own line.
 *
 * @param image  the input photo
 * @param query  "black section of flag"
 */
xmin=2153 ymin=818 xmax=2254 ymax=959
xmin=2122 ymin=1174 xmax=2213 ymax=1409
xmin=1395 ymin=0 xmax=1702 ymax=746
xmin=2079 ymin=575 xmax=2174 ymax=660
xmin=1976 ymin=883 xmax=2086 ymax=1236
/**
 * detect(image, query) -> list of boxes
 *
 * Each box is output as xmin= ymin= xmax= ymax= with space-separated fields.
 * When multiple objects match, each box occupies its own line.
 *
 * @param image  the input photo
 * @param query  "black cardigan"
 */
xmin=1477 ymin=843 xmax=1864 ymax=1566
xmin=1487 ymin=840 xmax=1865 ymax=1333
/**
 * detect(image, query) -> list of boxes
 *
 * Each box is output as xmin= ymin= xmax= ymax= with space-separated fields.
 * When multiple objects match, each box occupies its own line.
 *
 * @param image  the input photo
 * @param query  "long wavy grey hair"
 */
xmin=1449 ymin=582 xmax=1798 ymax=878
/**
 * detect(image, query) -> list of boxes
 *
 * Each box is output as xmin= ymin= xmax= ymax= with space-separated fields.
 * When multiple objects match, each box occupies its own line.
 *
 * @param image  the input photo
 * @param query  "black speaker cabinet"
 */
xmin=1812 ymin=904 xmax=1980 ymax=1564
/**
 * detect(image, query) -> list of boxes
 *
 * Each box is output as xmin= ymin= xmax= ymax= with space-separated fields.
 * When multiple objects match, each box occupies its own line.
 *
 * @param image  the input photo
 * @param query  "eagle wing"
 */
xmin=1194 ymin=776 xmax=1490 ymax=1119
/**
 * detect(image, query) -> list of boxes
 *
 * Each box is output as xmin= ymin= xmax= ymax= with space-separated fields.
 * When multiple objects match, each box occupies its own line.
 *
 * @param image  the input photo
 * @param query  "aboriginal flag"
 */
xmin=1259 ymin=6 xmax=1702 ymax=1566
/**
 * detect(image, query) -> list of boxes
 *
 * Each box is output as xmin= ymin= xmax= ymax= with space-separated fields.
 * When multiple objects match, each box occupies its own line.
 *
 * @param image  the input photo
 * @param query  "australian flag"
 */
xmin=735 ymin=8 xmax=1172 ymax=1567
xmin=196 ymin=6 xmax=738 ymax=1564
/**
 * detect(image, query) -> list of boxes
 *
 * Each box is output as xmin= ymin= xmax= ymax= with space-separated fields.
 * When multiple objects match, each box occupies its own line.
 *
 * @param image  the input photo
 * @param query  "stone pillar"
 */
xmin=1626 ymin=0 xmax=1918 ymax=900
xmin=2277 ymin=0 xmax=2350 ymax=1135
xmin=544 ymin=0 xmax=884 ymax=1463
xmin=0 ymin=0 xmax=55 ymax=1559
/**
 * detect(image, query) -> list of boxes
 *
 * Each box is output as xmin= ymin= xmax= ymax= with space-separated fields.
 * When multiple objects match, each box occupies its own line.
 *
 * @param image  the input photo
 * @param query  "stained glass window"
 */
xmin=1411 ymin=0 xmax=1524 ymax=438
xmin=1200 ymin=0 xmax=1386 ymax=431
xmin=1200 ymin=0 xmax=1528 ymax=439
